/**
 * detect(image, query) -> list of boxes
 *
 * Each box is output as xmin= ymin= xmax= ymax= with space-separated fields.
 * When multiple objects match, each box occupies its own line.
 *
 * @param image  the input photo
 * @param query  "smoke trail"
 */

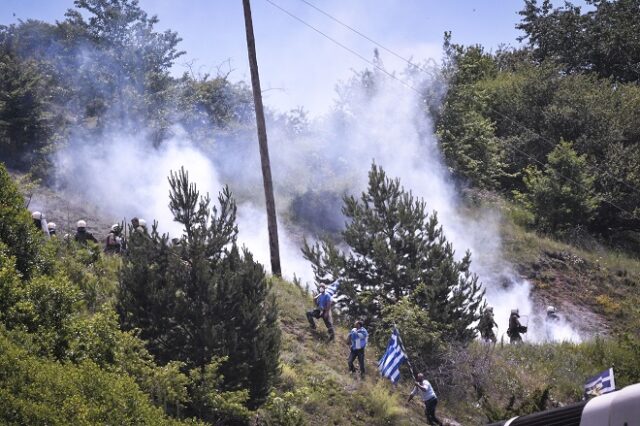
xmin=53 ymin=54 xmax=582 ymax=342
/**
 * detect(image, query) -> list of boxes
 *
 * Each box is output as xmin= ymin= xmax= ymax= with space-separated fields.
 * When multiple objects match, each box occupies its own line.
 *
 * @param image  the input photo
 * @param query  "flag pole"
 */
xmin=393 ymin=324 xmax=417 ymax=381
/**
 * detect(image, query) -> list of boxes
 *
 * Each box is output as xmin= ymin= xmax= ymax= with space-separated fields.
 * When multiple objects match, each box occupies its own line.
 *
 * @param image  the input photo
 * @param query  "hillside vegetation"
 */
xmin=2 ymin=0 xmax=640 ymax=424
xmin=3 ymin=163 xmax=640 ymax=425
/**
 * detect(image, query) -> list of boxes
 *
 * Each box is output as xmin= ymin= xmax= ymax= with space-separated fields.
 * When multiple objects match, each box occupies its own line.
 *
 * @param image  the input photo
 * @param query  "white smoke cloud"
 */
xmin=54 ymin=56 xmax=582 ymax=343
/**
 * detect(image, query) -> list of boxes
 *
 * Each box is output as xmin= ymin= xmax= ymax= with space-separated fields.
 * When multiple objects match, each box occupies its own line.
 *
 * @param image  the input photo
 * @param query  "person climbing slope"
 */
xmin=306 ymin=283 xmax=335 ymax=341
xmin=408 ymin=373 xmax=444 ymax=426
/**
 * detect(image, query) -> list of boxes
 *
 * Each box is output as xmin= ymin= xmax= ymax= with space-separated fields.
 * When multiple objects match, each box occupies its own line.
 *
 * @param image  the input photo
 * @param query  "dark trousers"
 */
xmin=424 ymin=398 xmax=442 ymax=426
xmin=306 ymin=308 xmax=334 ymax=339
xmin=348 ymin=348 xmax=365 ymax=376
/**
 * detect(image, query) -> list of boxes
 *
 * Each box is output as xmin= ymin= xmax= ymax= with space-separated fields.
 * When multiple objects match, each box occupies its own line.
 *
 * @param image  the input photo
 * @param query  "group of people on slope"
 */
xmin=305 ymin=283 xmax=444 ymax=425
xmin=477 ymin=305 xmax=560 ymax=344
xmin=31 ymin=211 xmax=148 ymax=254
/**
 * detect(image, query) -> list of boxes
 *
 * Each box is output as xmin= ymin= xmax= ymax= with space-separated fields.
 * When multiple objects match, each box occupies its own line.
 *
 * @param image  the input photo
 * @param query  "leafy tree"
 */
xmin=517 ymin=0 xmax=640 ymax=83
xmin=0 ymin=164 xmax=42 ymax=279
xmin=0 ymin=42 xmax=55 ymax=173
xmin=437 ymin=36 xmax=508 ymax=188
xmin=118 ymin=167 xmax=280 ymax=412
xmin=176 ymin=73 xmax=253 ymax=142
xmin=61 ymin=0 xmax=184 ymax=139
xmin=519 ymin=140 xmax=600 ymax=234
xmin=303 ymin=164 xmax=485 ymax=346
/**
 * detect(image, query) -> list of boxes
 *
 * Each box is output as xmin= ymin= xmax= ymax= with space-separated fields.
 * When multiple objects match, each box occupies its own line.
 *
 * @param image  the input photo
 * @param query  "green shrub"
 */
xmin=0 ymin=164 xmax=42 ymax=279
xmin=0 ymin=327 xmax=193 ymax=425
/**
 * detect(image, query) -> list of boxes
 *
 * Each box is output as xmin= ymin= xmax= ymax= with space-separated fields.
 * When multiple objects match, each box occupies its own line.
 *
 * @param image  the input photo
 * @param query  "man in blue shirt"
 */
xmin=306 ymin=284 xmax=335 ymax=341
xmin=408 ymin=373 xmax=443 ymax=426
xmin=346 ymin=320 xmax=368 ymax=377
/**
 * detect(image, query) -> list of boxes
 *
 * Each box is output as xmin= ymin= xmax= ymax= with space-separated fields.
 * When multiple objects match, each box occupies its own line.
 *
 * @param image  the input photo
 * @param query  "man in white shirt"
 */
xmin=407 ymin=373 xmax=443 ymax=426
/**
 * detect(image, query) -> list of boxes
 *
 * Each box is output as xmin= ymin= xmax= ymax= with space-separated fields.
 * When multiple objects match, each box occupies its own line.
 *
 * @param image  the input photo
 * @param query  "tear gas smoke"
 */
xmin=55 ymin=63 xmax=582 ymax=343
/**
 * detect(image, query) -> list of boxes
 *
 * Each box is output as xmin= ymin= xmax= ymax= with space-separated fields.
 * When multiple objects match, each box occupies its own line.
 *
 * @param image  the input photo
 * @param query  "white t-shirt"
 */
xmin=411 ymin=379 xmax=436 ymax=401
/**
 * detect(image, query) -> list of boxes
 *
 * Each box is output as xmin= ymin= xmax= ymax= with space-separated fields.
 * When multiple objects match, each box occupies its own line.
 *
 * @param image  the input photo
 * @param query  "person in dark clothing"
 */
xmin=346 ymin=320 xmax=368 ymax=377
xmin=104 ymin=224 xmax=124 ymax=254
xmin=408 ymin=373 xmax=443 ymax=426
xmin=74 ymin=220 xmax=98 ymax=245
xmin=478 ymin=307 xmax=498 ymax=343
xmin=507 ymin=309 xmax=527 ymax=343
xmin=306 ymin=284 xmax=335 ymax=341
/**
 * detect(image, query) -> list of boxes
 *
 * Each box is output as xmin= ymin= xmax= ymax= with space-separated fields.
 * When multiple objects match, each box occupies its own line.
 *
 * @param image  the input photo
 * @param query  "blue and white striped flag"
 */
xmin=378 ymin=329 xmax=407 ymax=384
xmin=584 ymin=368 xmax=616 ymax=397
xmin=325 ymin=279 xmax=340 ymax=298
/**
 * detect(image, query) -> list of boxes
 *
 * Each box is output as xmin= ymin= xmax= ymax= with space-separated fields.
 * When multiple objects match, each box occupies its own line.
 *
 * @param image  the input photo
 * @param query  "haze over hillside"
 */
xmin=1 ymin=0 xmax=639 ymax=424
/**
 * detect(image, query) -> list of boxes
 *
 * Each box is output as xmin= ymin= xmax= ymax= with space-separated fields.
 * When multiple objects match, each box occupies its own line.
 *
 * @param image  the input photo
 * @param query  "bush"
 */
xmin=0 ymin=164 xmax=42 ymax=279
xmin=519 ymin=141 xmax=599 ymax=235
xmin=0 ymin=327 xmax=191 ymax=425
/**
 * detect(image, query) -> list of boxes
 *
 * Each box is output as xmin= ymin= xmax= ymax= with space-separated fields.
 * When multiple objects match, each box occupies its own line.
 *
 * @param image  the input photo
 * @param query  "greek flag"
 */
xmin=325 ymin=279 xmax=340 ymax=297
xmin=584 ymin=368 xmax=615 ymax=397
xmin=378 ymin=329 xmax=407 ymax=384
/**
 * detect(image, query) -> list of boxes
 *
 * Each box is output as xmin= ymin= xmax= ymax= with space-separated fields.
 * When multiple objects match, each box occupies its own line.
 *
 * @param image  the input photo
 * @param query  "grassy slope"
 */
xmin=268 ymin=200 xmax=640 ymax=425
xmin=271 ymin=278 xmax=463 ymax=426
xmin=501 ymin=205 xmax=640 ymax=334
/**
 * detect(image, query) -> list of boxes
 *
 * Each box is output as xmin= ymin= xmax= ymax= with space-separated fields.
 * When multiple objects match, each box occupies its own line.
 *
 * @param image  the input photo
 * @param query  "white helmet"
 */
xmin=547 ymin=306 xmax=556 ymax=314
xmin=138 ymin=219 xmax=147 ymax=228
xmin=32 ymin=211 xmax=42 ymax=220
xmin=111 ymin=224 xmax=120 ymax=232
xmin=47 ymin=222 xmax=57 ymax=230
xmin=511 ymin=308 xmax=519 ymax=315
xmin=77 ymin=220 xmax=87 ymax=228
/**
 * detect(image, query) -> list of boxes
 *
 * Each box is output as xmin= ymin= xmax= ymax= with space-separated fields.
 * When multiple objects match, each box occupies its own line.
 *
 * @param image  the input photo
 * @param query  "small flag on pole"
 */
xmin=325 ymin=279 xmax=340 ymax=298
xmin=584 ymin=368 xmax=616 ymax=397
xmin=378 ymin=329 xmax=407 ymax=384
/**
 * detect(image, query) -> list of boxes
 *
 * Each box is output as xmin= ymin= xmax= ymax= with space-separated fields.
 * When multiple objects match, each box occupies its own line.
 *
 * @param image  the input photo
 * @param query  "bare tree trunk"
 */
xmin=242 ymin=0 xmax=282 ymax=277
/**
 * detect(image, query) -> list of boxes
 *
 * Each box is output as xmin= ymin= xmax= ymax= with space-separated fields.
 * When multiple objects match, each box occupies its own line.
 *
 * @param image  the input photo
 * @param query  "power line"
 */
xmin=263 ymin=0 xmax=424 ymax=97
xmin=264 ymin=0 xmax=640 ymax=221
xmin=297 ymin=0 xmax=437 ymax=78
xmin=281 ymin=0 xmax=640 ymax=215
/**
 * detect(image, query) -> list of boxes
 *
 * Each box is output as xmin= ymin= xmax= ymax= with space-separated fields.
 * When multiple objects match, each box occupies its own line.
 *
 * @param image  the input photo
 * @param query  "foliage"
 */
xmin=0 ymin=326 xmax=192 ymax=425
xmin=437 ymin=27 xmax=640 ymax=244
xmin=118 ymin=167 xmax=281 ymax=411
xmin=257 ymin=392 xmax=306 ymax=426
xmin=187 ymin=359 xmax=252 ymax=425
xmin=0 ymin=0 xmax=251 ymax=176
xmin=0 ymin=164 xmax=43 ymax=279
xmin=437 ymin=37 xmax=511 ymax=188
xmin=517 ymin=0 xmax=640 ymax=83
xmin=0 ymin=40 xmax=55 ymax=173
xmin=303 ymin=164 xmax=485 ymax=350
xmin=518 ymin=140 xmax=599 ymax=234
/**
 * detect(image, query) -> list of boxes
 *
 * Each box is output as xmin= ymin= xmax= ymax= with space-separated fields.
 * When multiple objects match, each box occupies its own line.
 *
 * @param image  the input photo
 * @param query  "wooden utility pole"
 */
xmin=242 ymin=0 xmax=282 ymax=277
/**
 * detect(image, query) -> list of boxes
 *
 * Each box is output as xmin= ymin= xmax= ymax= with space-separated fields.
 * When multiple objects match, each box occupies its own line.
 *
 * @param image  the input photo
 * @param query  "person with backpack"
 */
xmin=507 ymin=308 xmax=527 ymax=343
xmin=104 ymin=224 xmax=124 ymax=254
xmin=346 ymin=320 xmax=368 ymax=378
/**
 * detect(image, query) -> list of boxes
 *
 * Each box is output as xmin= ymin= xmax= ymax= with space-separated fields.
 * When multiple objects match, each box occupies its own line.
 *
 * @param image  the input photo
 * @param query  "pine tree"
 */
xmin=118 ymin=167 xmax=280 ymax=411
xmin=303 ymin=164 xmax=485 ymax=345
